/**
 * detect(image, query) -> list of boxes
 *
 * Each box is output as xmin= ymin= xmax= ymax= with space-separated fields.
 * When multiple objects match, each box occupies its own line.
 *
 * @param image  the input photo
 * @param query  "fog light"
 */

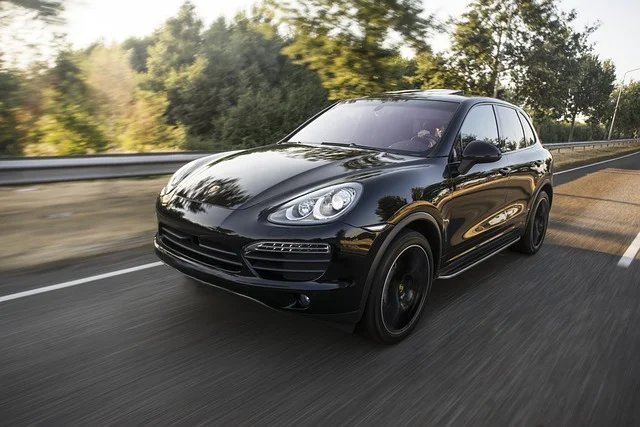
xmin=298 ymin=294 xmax=311 ymax=308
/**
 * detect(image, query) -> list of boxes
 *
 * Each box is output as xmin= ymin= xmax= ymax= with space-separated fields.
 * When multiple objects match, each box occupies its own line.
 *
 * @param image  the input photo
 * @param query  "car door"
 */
xmin=495 ymin=106 xmax=545 ymax=231
xmin=441 ymin=104 xmax=513 ymax=266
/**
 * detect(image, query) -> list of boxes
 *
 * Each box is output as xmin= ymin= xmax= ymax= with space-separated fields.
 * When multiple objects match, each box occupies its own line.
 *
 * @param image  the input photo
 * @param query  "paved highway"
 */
xmin=1 ymin=152 xmax=639 ymax=425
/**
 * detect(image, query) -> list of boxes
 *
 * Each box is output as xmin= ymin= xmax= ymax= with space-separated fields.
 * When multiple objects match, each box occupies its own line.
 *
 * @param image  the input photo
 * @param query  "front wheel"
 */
xmin=512 ymin=191 xmax=550 ymax=254
xmin=361 ymin=230 xmax=433 ymax=344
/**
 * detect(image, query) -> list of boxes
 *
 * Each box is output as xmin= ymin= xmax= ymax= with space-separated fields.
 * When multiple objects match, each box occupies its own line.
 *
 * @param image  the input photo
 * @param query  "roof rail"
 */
xmin=384 ymin=89 xmax=423 ymax=94
xmin=384 ymin=88 xmax=465 ymax=96
xmin=420 ymin=89 xmax=465 ymax=95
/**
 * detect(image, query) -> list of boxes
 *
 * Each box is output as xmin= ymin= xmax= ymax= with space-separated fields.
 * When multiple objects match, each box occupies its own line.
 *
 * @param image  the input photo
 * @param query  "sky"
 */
xmin=13 ymin=0 xmax=640 ymax=81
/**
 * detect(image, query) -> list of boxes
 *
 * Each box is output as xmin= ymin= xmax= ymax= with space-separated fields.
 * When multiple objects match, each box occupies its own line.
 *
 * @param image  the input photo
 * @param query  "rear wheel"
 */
xmin=512 ymin=191 xmax=550 ymax=254
xmin=361 ymin=230 xmax=433 ymax=344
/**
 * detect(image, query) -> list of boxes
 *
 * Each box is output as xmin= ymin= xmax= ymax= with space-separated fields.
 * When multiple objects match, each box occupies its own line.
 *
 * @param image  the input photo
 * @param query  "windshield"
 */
xmin=288 ymin=99 xmax=459 ymax=153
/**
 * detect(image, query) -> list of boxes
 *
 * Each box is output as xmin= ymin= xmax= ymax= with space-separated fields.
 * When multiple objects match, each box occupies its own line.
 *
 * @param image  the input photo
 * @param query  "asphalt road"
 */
xmin=1 ymin=153 xmax=639 ymax=426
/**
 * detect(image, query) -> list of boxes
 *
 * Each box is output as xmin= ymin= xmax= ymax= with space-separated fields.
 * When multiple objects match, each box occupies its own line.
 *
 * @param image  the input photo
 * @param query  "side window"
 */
xmin=495 ymin=106 xmax=525 ymax=152
xmin=518 ymin=111 xmax=536 ymax=147
xmin=458 ymin=105 xmax=500 ymax=153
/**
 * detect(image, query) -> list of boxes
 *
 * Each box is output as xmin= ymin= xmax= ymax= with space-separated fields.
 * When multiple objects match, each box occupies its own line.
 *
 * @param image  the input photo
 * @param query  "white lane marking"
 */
xmin=555 ymin=150 xmax=640 ymax=175
xmin=618 ymin=232 xmax=640 ymax=268
xmin=0 ymin=262 xmax=164 ymax=304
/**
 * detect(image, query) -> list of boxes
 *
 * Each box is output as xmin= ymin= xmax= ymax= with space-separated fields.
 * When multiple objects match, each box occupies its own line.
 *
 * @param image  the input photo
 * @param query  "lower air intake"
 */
xmin=244 ymin=242 xmax=331 ymax=281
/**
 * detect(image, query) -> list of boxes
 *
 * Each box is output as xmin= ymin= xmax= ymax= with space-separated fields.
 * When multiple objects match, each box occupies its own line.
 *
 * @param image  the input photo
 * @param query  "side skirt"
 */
xmin=437 ymin=237 xmax=520 ymax=279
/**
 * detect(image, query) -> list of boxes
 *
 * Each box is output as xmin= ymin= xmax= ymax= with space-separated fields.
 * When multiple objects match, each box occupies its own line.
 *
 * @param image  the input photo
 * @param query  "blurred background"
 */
xmin=0 ymin=0 xmax=639 ymax=158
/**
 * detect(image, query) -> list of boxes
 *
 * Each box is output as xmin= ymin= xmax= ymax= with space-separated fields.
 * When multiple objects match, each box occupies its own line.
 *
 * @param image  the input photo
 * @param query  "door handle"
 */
xmin=499 ymin=167 xmax=511 ymax=176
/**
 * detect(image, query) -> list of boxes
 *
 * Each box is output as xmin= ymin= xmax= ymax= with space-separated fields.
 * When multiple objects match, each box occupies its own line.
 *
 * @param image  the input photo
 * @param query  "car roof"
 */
xmin=359 ymin=89 xmax=519 ymax=109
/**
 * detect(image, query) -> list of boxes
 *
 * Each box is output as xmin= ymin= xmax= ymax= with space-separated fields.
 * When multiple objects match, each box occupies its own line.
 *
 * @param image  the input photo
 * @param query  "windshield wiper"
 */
xmin=320 ymin=141 xmax=388 ymax=152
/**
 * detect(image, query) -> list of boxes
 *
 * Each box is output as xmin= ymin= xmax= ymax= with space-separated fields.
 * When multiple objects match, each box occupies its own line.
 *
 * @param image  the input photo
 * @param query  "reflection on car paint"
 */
xmin=463 ymin=203 xmax=525 ymax=239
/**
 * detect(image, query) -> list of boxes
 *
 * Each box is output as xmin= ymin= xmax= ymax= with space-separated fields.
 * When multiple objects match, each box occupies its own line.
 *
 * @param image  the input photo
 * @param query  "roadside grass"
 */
xmin=1 ymin=144 xmax=639 ymax=273
xmin=0 ymin=177 xmax=167 ymax=272
xmin=551 ymin=142 xmax=640 ymax=169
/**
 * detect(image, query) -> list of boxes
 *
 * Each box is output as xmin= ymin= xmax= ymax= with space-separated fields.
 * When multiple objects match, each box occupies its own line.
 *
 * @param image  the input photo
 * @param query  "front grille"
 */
xmin=244 ymin=242 xmax=332 ymax=281
xmin=158 ymin=224 xmax=243 ymax=272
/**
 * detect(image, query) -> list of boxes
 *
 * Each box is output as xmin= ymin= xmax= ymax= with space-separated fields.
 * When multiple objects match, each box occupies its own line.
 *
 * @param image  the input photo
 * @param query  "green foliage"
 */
xmin=122 ymin=36 xmax=154 ymax=73
xmin=538 ymin=119 xmax=606 ymax=143
xmin=121 ymin=89 xmax=186 ymax=151
xmin=30 ymin=95 xmax=106 ymax=155
xmin=509 ymin=8 xmax=595 ymax=122
xmin=28 ymin=50 xmax=107 ymax=155
xmin=564 ymin=55 xmax=616 ymax=141
xmin=144 ymin=1 xmax=202 ymax=94
xmin=2 ymin=0 xmax=638 ymax=157
xmin=610 ymin=81 xmax=640 ymax=139
xmin=84 ymin=45 xmax=135 ymax=145
xmin=0 ymin=70 xmax=24 ymax=154
xmin=446 ymin=0 xmax=594 ymax=120
xmin=276 ymin=0 xmax=435 ymax=99
xmin=159 ymin=10 xmax=329 ymax=148
xmin=0 ymin=0 xmax=64 ymax=24
xmin=411 ymin=52 xmax=466 ymax=91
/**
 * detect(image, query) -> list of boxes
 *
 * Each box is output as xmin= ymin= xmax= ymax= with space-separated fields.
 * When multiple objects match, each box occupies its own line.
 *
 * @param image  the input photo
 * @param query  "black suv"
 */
xmin=155 ymin=89 xmax=553 ymax=343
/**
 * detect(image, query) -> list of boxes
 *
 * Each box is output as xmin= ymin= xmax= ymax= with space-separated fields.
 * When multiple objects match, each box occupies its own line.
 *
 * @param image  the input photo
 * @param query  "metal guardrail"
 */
xmin=0 ymin=152 xmax=214 ymax=185
xmin=0 ymin=139 xmax=638 ymax=185
xmin=543 ymin=138 xmax=639 ymax=151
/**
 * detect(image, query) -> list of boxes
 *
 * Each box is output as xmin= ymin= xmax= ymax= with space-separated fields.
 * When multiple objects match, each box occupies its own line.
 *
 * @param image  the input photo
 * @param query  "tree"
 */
xmin=165 ymin=11 xmax=328 ymax=147
xmin=564 ymin=55 xmax=615 ymax=141
xmin=445 ymin=0 xmax=513 ymax=96
xmin=610 ymin=81 xmax=640 ymax=139
xmin=411 ymin=52 xmax=468 ymax=91
xmin=0 ymin=0 xmax=64 ymax=24
xmin=509 ymin=2 xmax=595 ymax=123
xmin=122 ymin=36 xmax=154 ymax=73
xmin=1 ymin=0 xmax=66 ymax=71
xmin=30 ymin=49 xmax=107 ymax=155
xmin=0 ymin=69 xmax=23 ymax=154
xmin=121 ymin=89 xmax=186 ymax=151
xmin=84 ymin=44 xmax=136 ymax=145
xmin=444 ymin=0 xmax=593 ymax=121
xmin=276 ymin=0 xmax=436 ymax=99
xmin=144 ymin=1 xmax=202 ymax=93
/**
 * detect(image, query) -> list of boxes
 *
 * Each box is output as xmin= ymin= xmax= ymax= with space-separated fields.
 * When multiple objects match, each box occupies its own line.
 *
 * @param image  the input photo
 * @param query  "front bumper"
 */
xmin=155 ymin=195 xmax=385 ymax=324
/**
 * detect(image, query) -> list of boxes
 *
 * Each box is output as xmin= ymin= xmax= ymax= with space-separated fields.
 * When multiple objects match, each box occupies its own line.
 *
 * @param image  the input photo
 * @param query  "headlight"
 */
xmin=268 ymin=183 xmax=362 ymax=225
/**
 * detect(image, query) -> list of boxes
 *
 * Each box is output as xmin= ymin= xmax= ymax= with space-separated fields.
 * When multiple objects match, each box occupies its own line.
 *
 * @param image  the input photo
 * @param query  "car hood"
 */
xmin=174 ymin=143 xmax=420 ymax=209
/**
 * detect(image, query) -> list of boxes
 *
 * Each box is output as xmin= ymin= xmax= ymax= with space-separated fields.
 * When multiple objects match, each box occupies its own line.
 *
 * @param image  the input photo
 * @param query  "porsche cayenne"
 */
xmin=154 ymin=89 xmax=553 ymax=343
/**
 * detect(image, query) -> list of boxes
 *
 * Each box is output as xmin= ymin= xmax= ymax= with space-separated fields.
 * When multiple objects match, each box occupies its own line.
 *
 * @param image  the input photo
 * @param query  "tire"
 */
xmin=512 ymin=191 xmax=550 ymax=255
xmin=361 ymin=230 xmax=434 ymax=344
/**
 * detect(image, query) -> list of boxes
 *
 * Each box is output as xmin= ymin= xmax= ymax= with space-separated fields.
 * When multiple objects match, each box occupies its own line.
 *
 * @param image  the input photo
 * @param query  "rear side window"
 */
xmin=495 ymin=106 xmax=525 ymax=152
xmin=518 ymin=111 xmax=536 ymax=147
xmin=458 ymin=105 xmax=500 ymax=152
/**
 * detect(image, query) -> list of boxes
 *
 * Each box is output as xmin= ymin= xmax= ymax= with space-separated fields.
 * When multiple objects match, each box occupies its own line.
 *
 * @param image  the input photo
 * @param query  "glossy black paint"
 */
xmin=155 ymin=93 xmax=553 ymax=324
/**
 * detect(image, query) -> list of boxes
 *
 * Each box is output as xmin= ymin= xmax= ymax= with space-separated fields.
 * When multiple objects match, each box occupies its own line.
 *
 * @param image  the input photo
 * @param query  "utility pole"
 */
xmin=608 ymin=67 xmax=640 ymax=140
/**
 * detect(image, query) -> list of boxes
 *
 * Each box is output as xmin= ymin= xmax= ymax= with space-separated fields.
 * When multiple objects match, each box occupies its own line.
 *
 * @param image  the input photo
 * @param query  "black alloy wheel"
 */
xmin=362 ymin=230 xmax=433 ymax=344
xmin=532 ymin=197 xmax=549 ymax=247
xmin=381 ymin=245 xmax=429 ymax=334
xmin=512 ymin=191 xmax=550 ymax=254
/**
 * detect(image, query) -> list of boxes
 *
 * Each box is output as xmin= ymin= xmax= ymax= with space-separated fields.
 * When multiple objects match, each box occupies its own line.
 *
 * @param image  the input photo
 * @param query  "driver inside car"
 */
xmin=412 ymin=121 xmax=447 ymax=148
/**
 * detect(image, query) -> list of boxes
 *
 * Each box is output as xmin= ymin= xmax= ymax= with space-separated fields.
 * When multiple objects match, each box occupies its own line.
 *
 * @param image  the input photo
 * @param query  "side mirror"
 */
xmin=456 ymin=140 xmax=502 ymax=175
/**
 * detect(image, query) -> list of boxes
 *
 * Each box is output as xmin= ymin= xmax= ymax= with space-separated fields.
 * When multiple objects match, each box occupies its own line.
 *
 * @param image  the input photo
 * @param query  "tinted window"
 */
xmin=518 ymin=111 xmax=536 ymax=147
xmin=288 ymin=99 xmax=459 ymax=153
xmin=495 ymin=106 xmax=525 ymax=152
xmin=458 ymin=104 xmax=500 ymax=151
